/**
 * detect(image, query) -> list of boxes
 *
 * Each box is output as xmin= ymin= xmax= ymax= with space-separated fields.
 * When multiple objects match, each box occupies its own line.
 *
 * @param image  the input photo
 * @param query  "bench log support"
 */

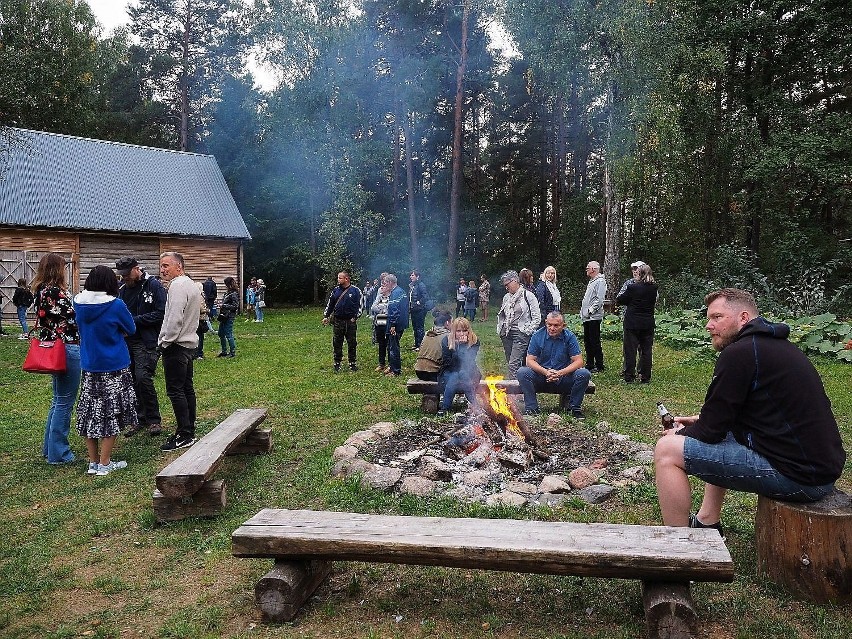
xmin=255 ymin=560 xmax=333 ymax=623
xmin=641 ymin=581 xmax=698 ymax=639
xmin=152 ymin=480 xmax=227 ymax=522
xmin=755 ymin=490 xmax=851 ymax=604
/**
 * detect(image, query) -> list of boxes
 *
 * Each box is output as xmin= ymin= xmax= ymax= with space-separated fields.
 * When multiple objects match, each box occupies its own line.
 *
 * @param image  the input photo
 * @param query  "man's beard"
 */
xmin=713 ymin=333 xmax=737 ymax=352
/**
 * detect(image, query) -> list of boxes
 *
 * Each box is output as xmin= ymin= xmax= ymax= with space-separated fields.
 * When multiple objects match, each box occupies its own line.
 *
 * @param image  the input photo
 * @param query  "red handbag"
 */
xmin=22 ymin=338 xmax=67 ymax=374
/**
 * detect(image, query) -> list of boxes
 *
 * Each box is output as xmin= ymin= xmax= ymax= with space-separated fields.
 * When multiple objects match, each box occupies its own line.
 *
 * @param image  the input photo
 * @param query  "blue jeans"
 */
xmin=162 ymin=344 xmax=196 ymax=439
xmin=17 ymin=306 xmax=29 ymax=333
xmin=465 ymin=308 xmax=476 ymax=322
xmin=387 ymin=329 xmax=404 ymax=374
xmin=411 ymin=309 xmax=427 ymax=348
xmin=440 ymin=370 xmax=478 ymax=411
xmin=516 ymin=365 xmax=591 ymax=413
xmin=684 ymin=432 xmax=837 ymax=502
xmin=218 ymin=318 xmax=235 ymax=354
xmin=43 ymin=343 xmax=80 ymax=464
xmin=255 ymin=304 xmax=264 ymax=321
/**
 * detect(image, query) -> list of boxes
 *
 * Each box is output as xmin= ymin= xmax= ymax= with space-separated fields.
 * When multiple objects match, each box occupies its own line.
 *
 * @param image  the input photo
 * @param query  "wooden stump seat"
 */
xmin=153 ymin=408 xmax=270 ymax=523
xmin=406 ymin=378 xmax=596 ymax=414
xmin=755 ymin=489 xmax=851 ymax=604
xmin=233 ymin=508 xmax=733 ymax=638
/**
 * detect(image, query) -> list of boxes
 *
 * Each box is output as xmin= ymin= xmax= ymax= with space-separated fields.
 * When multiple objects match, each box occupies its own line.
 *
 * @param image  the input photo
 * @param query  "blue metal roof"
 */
xmin=0 ymin=128 xmax=250 ymax=239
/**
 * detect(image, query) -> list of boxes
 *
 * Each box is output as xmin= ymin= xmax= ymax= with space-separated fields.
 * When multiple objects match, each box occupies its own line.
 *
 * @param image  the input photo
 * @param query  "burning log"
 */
xmin=476 ymin=384 xmax=533 ymax=445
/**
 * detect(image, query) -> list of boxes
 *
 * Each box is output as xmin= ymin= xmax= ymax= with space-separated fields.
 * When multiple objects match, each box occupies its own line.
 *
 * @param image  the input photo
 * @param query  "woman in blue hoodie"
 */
xmin=73 ymin=266 xmax=138 ymax=476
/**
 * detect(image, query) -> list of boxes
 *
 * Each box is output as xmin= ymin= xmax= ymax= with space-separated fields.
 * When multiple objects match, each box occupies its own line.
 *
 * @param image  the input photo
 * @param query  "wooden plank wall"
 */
xmin=78 ymin=235 xmax=161 ymax=291
xmin=161 ymin=238 xmax=242 ymax=306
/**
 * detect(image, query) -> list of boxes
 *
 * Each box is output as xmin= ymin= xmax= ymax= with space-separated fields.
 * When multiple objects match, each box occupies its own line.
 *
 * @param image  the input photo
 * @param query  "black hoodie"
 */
xmin=679 ymin=318 xmax=845 ymax=486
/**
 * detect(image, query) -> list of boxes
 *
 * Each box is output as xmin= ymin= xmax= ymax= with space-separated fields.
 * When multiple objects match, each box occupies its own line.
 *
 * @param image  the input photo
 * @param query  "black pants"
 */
xmin=411 ymin=309 xmax=427 ymax=348
xmin=583 ymin=320 xmax=604 ymax=370
xmin=622 ymin=328 xmax=654 ymax=382
xmin=375 ymin=324 xmax=388 ymax=367
xmin=129 ymin=341 xmax=161 ymax=427
xmin=162 ymin=344 xmax=196 ymax=438
xmin=333 ymin=318 xmax=357 ymax=364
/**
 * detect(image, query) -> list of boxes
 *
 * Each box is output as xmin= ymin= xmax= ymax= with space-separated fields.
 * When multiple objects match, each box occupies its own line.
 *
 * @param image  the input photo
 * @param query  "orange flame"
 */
xmin=485 ymin=376 xmax=523 ymax=439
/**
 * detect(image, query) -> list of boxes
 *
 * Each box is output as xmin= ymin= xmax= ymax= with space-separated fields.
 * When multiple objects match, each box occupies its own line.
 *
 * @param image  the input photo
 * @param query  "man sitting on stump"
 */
xmin=517 ymin=311 xmax=591 ymax=419
xmin=654 ymin=288 xmax=846 ymax=534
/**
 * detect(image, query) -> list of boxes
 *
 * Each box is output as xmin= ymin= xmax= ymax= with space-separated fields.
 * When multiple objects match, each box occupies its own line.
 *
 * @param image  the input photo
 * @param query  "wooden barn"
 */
xmin=0 ymin=128 xmax=250 ymax=321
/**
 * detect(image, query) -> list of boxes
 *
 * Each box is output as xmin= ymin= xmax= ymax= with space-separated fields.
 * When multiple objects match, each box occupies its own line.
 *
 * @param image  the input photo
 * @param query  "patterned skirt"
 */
xmin=76 ymin=368 xmax=138 ymax=439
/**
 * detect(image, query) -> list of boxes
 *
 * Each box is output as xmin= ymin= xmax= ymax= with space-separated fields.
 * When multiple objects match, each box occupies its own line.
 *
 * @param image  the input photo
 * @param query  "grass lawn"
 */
xmin=0 ymin=307 xmax=849 ymax=639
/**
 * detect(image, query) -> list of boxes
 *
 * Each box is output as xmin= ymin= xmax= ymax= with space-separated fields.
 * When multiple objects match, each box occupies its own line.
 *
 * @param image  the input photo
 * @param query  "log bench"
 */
xmin=232 ymin=508 xmax=733 ymax=638
xmin=153 ymin=408 xmax=271 ymax=523
xmin=755 ymin=489 xmax=851 ymax=604
xmin=406 ymin=378 xmax=595 ymax=413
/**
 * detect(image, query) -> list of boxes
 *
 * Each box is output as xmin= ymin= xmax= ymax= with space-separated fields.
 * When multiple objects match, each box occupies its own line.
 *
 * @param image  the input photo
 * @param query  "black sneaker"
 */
xmin=689 ymin=513 xmax=724 ymax=537
xmin=216 ymin=352 xmax=228 ymax=358
xmin=160 ymin=434 xmax=197 ymax=452
xmin=571 ymin=409 xmax=585 ymax=420
xmin=349 ymin=363 xmax=358 ymax=371
xmin=333 ymin=363 xmax=341 ymax=373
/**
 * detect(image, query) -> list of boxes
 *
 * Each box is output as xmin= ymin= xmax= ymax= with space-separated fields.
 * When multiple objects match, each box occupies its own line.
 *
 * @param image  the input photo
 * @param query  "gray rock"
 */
xmin=360 ymin=465 xmax=403 ymax=490
xmin=399 ymin=476 xmax=438 ymax=497
xmin=533 ymin=493 xmax=570 ymax=508
xmin=633 ymin=450 xmax=655 ymax=464
xmin=538 ymin=474 xmax=571 ymax=494
xmin=331 ymin=457 xmax=372 ymax=479
xmin=461 ymin=470 xmax=495 ymax=487
xmin=485 ymin=491 xmax=528 ymax=507
xmin=332 ymin=444 xmax=359 ymax=461
xmin=370 ymin=421 xmax=398 ymax=437
xmin=419 ymin=456 xmax=454 ymax=481
xmin=576 ymin=484 xmax=616 ymax=504
xmin=505 ymin=481 xmax=538 ymax=495
xmin=344 ymin=430 xmax=379 ymax=449
xmin=546 ymin=413 xmax=563 ymax=428
xmin=621 ymin=466 xmax=646 ymax=481
xmin=445 ymin=485 xmax=486 ymax=503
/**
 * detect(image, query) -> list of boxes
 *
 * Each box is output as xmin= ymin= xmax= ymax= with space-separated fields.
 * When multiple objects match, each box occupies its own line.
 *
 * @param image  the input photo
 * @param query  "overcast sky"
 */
xmin=88 ymin=0 xmax=135 ymax=34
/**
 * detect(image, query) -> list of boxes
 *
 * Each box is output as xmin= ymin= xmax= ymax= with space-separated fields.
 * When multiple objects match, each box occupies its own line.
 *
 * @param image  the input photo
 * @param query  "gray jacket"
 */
xmin=581 ymin=274 xmax=607 ymax=321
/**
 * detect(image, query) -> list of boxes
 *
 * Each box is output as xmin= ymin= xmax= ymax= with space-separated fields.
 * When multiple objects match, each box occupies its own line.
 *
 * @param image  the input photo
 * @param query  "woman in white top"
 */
xmin=535 ymin=266 xmax=561 ymax=328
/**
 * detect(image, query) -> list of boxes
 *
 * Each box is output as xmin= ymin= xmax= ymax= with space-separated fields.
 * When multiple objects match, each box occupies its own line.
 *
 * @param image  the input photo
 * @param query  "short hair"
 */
xmin=84 ymin=265 xmax=120 ymax=296
xmin=500 ymin=270 xmax=519 ymax=284
xmin=384 ymin=274 xmax=397 ymax=286
xmin=545 ymin=311 xmax=565 ymax=323
xmin=432 ymin=309 xmax=452 ymax=326
xmin=17 ymin=278 xmax=26 ymax=287
xmin=587 ymin=261 xmax=600 ymax=272
xmin=160 ymin=251 xmax=184 ymax=268
xmin=705 ymin=288 xmax=758 ymax=315
xmin=411 ymin=270 xmax=420 ymax=277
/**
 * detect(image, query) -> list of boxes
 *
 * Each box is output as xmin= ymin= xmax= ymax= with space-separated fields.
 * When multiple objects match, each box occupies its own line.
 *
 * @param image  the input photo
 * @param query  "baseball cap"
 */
xmin=630 ymin=261 xmax=646 ymax=268
xmin=115 ymin=257 xmax=139 ymax=276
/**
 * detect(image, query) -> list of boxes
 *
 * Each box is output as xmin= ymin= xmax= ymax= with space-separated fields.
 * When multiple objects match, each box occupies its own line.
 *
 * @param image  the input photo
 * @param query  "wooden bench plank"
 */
xmin=232 ymin=509 xmax=733 ymax=583
xmin=156 ymin=408 xmax=267 ymax=498
xmin=406 ymin=379 xmax=596 ymax=395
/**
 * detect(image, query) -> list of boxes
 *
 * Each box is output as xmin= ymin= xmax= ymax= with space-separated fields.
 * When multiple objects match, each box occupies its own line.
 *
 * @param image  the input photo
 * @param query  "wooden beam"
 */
xmin=255 ymin=560 xmax=332 ymax=623
xmin=232 ymin=509 xmax=733 ymax=583
xmin=153 ymin=480 xmax=227 ymax=523
xmin=641 ymin=580 xmax=698 ymax=639
xmin=226 ymin=428 xmax=273 ymax=455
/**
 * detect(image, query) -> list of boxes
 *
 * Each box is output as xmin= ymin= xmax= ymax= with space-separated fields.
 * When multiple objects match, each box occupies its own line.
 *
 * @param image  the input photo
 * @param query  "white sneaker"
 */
xmin=19 ymin=334 xmax=28 ymax=340
xmin=95 ymin=460 xmax=128 ymax=476
xmin=87 ymin=462 xmax=99 ymax=475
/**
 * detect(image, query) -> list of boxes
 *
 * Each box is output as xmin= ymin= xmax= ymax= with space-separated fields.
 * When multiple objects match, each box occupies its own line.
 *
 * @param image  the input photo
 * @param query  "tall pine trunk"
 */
xmin=403 ymin=115 xmax=420 ymax=270
xmin=447 ymin=0 xmax=469 ymax=277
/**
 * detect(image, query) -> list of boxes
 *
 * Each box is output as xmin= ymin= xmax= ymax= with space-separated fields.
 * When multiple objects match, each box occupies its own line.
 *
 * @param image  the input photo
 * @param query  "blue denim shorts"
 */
xmin=683 ymin=432 xmax=835 ymax=502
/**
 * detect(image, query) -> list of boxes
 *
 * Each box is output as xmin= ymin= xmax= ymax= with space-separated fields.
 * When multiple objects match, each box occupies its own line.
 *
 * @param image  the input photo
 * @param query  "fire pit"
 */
xmin=332 ymin=382 xmax=656 ymax=507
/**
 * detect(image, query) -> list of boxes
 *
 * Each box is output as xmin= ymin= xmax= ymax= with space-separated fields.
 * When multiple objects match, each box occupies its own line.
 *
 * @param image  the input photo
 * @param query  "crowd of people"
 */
xmin=16 ymin=255 xmax=846 ymax=536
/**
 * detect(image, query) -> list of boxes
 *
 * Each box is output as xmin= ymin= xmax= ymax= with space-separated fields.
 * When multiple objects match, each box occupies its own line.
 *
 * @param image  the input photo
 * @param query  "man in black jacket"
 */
xmin=654 ymin=288 xmax=845 ymax=533
xmin=116 ymin=257 xmax=167 ymax=436
xmin=408 ymin=270 xmax=430 ymax=351
xmin=322 ymin=271 xmax=362 ymax=372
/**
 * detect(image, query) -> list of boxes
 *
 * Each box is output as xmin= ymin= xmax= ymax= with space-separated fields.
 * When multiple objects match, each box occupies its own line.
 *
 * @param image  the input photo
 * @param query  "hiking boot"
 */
xmin=160 ymin=434 xmax=197 ymax=452
xmin=123 ymin=423 xmax=145 ymax=438
xmin=689 ymin=513 xmax=724 ymax=537
xmin=148 ymin=423 xmax=163 ymax=436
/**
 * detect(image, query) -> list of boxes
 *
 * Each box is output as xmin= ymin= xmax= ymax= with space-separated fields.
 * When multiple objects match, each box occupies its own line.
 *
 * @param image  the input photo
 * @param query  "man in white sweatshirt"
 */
xmin=580 ymin=261 xmax=607 ymax=372
xmin=157 ymin=252 xmax=202 ymax=451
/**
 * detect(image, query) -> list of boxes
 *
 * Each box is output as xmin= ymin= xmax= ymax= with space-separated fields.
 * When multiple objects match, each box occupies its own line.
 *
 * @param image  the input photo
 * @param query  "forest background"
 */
xmin=1 ymin=0 xmax=851 ymax=316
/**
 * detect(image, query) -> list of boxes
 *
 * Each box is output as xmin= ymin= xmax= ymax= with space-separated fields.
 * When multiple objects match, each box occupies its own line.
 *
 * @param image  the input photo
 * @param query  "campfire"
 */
xmin=334 ymin=377 xmax=656 ymax=507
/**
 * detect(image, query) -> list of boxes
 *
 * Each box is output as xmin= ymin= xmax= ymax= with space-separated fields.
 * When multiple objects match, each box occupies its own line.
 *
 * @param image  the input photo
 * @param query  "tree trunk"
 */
xmin=403 ymin=115 xmax=419 ymax=270
xmin=603 ymin=84 xmax=622 ymax=300
xmin=447 ymin=0 xmax=469 ymax=278
xmin=179 ymin=0 xmax=192 ymax=151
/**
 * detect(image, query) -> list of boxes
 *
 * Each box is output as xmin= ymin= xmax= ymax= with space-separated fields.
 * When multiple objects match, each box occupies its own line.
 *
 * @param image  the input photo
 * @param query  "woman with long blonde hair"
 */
xmin=437 ymin=317 xmax=482 ymax=415
xmin=31 ymin=253 xmax=80 ymax=465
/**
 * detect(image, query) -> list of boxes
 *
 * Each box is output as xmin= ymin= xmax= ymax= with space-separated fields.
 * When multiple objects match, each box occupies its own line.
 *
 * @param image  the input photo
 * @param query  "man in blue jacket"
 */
xmin=115 ymin=257 xmax=167 ymax=437
xmin=384 ymin=273 xmax=409 ymax=377
xmin=322 ymin=270 xmax=363 ymax=372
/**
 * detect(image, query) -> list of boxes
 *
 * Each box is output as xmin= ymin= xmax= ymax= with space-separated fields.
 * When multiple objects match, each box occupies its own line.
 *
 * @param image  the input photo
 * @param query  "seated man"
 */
xmin=516 ymin=311 xmax=591 ymax=419
xmin=655 ymin=288 xmax=846 ymax=534
xmin=415 ymin=309 xmax=452 ymax=381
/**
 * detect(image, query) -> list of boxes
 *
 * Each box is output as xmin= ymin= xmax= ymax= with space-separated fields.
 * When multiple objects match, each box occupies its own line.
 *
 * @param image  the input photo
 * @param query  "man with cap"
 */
xmin=115 ymin=257 xmax=167 ymax=436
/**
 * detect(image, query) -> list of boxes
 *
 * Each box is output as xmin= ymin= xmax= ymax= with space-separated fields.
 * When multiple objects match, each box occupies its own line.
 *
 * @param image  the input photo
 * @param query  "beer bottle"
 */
xmin=657 ymin=402 xmax=676 ymax=429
